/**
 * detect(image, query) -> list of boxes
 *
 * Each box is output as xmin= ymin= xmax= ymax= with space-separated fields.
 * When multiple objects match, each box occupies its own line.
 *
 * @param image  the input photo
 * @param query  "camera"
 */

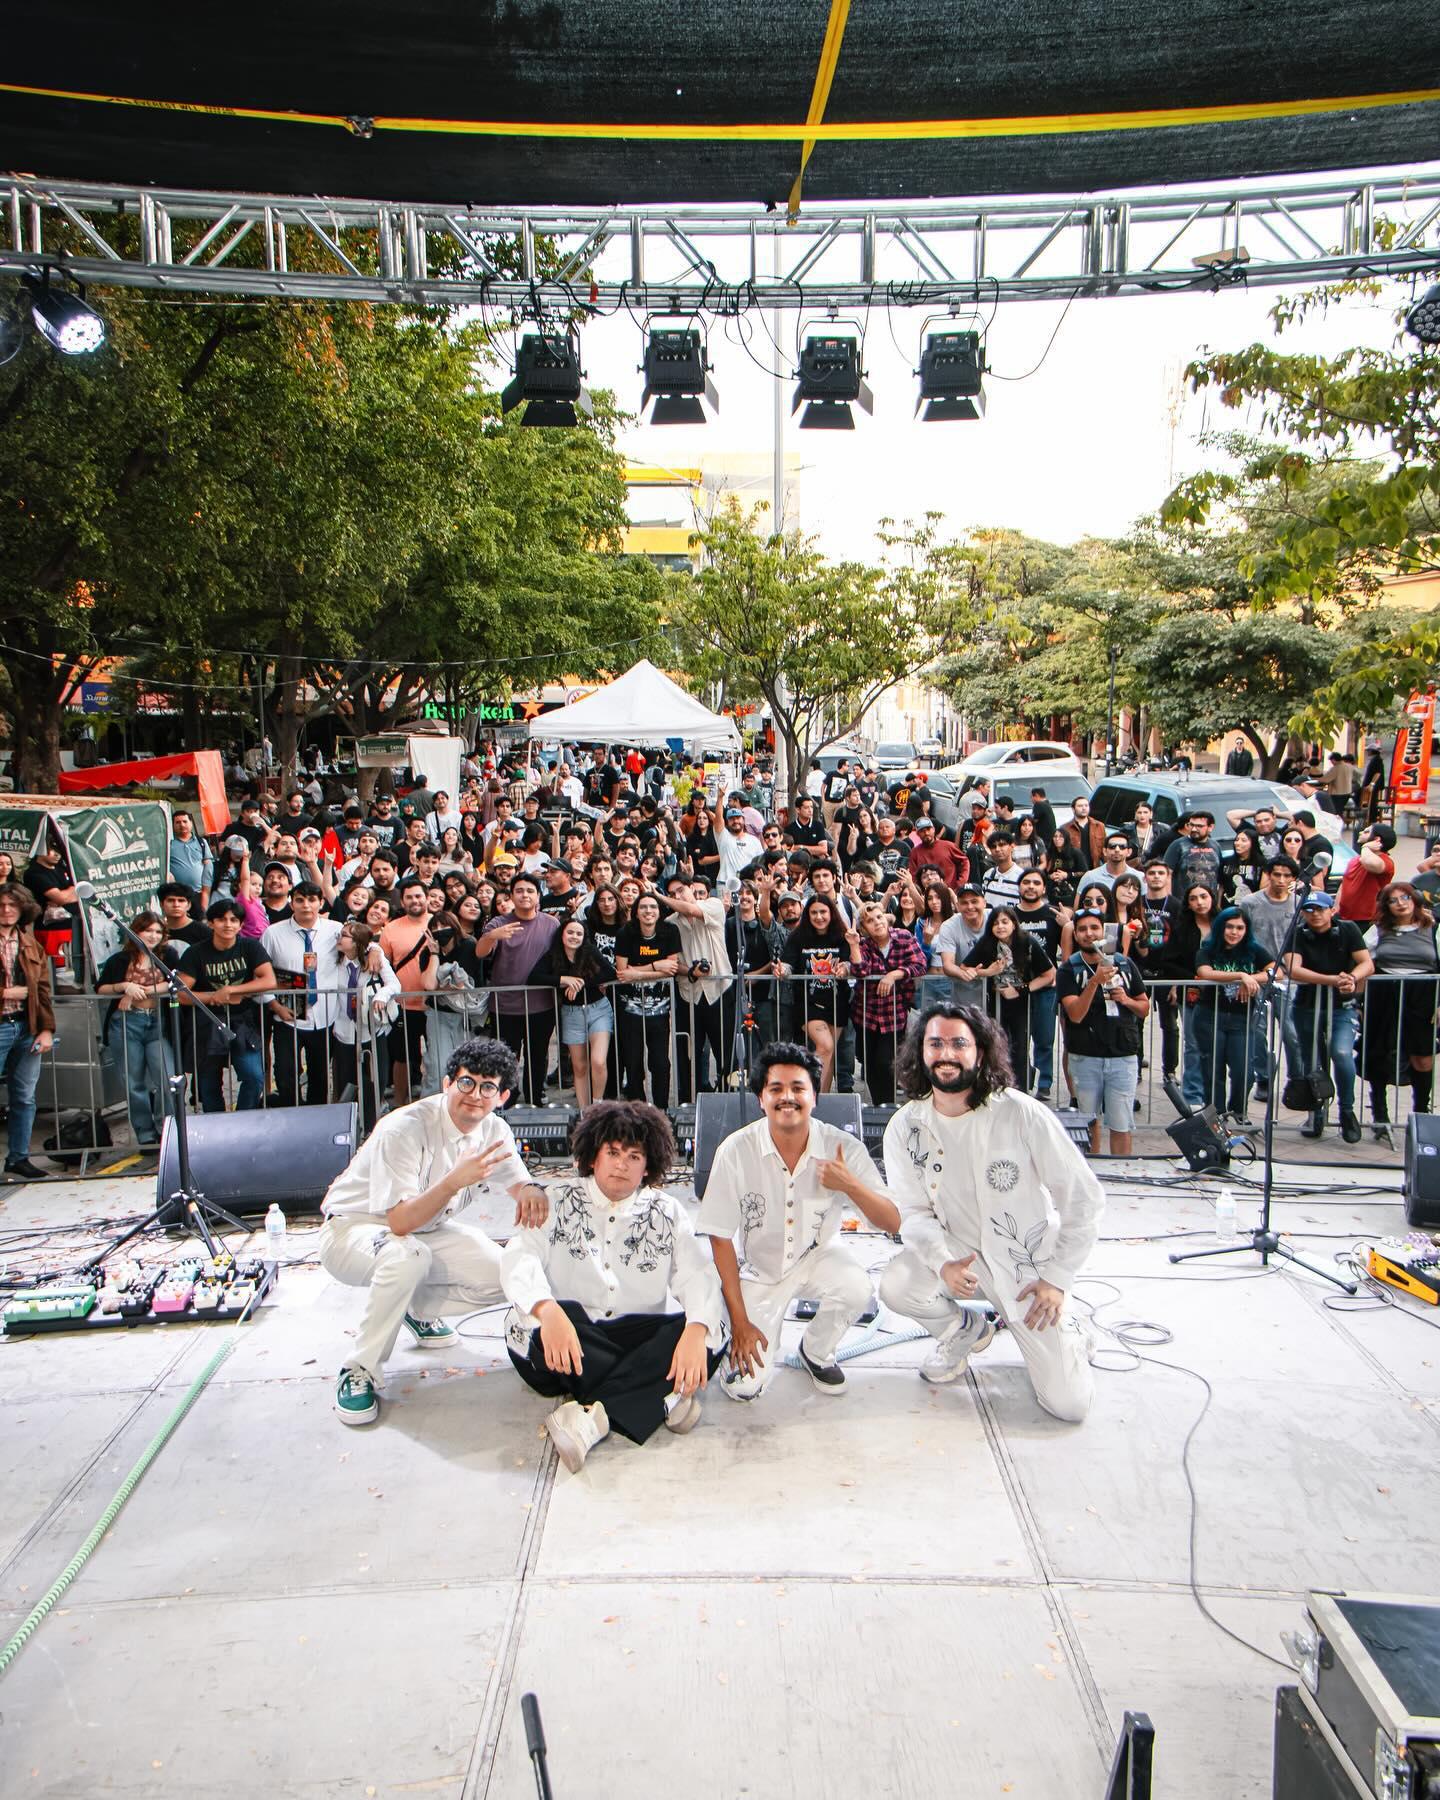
xmin=690 ymin=959 xmax=711 ymax=978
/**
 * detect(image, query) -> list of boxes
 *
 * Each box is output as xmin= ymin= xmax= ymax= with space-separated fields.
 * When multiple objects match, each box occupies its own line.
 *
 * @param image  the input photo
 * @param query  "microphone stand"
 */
xmin=1168 ymin=884 xmax=1357 ymax=1291
xmin=79 ymin=889 xmax=250 ymax=1272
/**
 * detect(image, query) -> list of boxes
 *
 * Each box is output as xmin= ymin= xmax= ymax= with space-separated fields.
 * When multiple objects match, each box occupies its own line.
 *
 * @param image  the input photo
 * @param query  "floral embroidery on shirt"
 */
xmin=990 ymin=1209 xmax=1049 ymax=1283
xmin=986 ymin=1158 xmax=1020 ymax=1194
xmin=621 ymin=1196 xmax=675 ymax=1273
xmin=905 ymin=1124 xmax=929 ymax=1170
xmin=506 ymin=1313 xmax=534 ymax=1355
xmin=739 ymin=1190 xmax=766 ymax=1253
xmin=549 ymin=1182 xmax=595 ymax=1259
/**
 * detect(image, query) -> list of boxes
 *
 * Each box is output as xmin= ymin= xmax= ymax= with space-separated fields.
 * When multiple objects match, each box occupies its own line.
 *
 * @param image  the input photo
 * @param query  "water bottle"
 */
xmin=263 ymin=1202 xmax=287 ymax=1266
xmin=1213 ymin=1186 xmax=1236 ymax=1241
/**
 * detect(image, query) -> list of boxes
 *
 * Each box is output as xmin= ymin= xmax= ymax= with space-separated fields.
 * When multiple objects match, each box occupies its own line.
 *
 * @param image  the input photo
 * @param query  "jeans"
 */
xmin=1028 ymin=988 xmax=1057 ymax=1091
xmin=1199 ymin=1008 xmax=1251 ymax=1116
xmin=196 ymin=1044 xmax=264 ymax=1112
xmin=119 ymin=1009 xmax=175 ymax=1144
xmin=1181 ymin=999 xmax=1208 ymax=1108
xmin=0 ymin=1016 xmax=42 ymax=1163
xmin=1291 ymin=999 xmax=1358 ymax=1115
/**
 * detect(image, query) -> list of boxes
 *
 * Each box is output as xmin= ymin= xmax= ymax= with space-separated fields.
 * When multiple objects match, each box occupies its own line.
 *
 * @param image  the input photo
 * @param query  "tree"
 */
xmin=1129 ymin=611 xmax=1345 ymax=775
xmin=672 ymin=506 xmax=980 ymax=802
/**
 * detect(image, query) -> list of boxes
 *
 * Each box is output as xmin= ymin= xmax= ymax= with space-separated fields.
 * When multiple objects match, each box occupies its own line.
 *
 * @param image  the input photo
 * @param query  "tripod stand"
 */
xmin=1169 ymin=898 xmax=1357 ymax=1292
xmin=77 ymin=887 xmax=250 ymax=1273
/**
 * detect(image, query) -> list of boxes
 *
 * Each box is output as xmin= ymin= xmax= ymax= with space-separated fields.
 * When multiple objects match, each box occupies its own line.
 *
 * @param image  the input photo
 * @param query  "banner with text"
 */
xmin=64 ymin=802 xmax=171 ymax=974
xmin=1390 ymin=692 xmax=1436 ymax=807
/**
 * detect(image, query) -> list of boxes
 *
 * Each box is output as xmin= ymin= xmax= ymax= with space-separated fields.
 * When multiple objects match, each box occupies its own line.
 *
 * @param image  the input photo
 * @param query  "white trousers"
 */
xmin=878 ymin=1248 xmax=1093 ymax=1423
xmin=319 ymin=1213 xmax=503 ymax=1381
xmin=723 ymin=1243 xmax=873 ymax=1401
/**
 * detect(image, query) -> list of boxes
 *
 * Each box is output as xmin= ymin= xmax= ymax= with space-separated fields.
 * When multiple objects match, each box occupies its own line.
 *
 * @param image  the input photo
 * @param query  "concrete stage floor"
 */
xmin=0 ymin=1154 xmax=1433 ymax=1798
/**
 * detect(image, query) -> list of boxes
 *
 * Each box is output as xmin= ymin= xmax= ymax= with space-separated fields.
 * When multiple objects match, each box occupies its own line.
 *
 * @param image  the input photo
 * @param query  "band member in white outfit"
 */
xmin=697 ymin=1041 xmax=898 ymax=1398
xmin=501 ymin=1100 xmax=725 ymax=1472
xmin=879 ymin=1003 xmax=1102 ymax=1422
xmin=319 ymin=1037 xmax=548 ymax=1427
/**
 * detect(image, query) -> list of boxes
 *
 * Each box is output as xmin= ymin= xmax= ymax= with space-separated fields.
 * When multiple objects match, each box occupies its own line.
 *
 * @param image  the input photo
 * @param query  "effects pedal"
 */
xmin=1367 ymin=1236 xmax=1440 ymax=1304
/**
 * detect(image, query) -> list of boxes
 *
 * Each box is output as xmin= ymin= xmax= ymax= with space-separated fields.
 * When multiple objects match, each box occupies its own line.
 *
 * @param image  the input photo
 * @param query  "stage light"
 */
xmin=641 ymin=326 xmax=718 ymax=424
xmin=501 ymin=329 xmax=592 ymax=426
xmin=25 ymin=274 xmax=106 ymax=355
xmin=1405 ymin=282 xmax=1440 ymax=346
xmin=916 ymin=329 xmax=986 ymax=421
xmin=792 ymin=334 xmax=872 ymax=430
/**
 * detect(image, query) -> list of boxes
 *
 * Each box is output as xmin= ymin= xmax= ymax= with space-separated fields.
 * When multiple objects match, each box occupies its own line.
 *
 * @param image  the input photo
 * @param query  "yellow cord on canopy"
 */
xmin=787 ymin=0 xmax=854 ymax=219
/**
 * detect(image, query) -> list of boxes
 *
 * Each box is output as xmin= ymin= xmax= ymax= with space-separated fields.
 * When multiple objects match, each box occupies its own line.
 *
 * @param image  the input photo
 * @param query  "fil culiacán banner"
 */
xmin=61 ymin=802 xmax=171 ymax=974
xmin=1390 ymin=691 xmax=1437 ymax=808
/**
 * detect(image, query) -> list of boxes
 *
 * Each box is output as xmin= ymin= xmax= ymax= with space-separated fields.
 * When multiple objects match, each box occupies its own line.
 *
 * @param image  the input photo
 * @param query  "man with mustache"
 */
xmin=697 ymin=1041 xmax=897 ymax=1399
xmin=878 ymin=1003 xmax=1102 ymax=1422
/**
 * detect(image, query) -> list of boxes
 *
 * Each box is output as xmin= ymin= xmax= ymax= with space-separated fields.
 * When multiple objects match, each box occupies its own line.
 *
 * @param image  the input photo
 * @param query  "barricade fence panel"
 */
xmin=17 ymin=967 xmax=1424 ymax=1174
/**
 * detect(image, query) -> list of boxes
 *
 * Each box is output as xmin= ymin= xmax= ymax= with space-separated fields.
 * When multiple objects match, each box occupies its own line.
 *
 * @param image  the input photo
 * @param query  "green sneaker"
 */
xmin=335 ymin=1366 xmax=379 ymax=1426
xmin=403 ymin=1312 xmax=458 ymax=1350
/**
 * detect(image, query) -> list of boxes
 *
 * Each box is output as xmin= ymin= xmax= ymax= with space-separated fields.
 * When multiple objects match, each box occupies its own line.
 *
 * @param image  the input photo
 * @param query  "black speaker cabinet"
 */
xmin=157 ymin=1102 xmax=358 ymax=1222
xmin=692 ymin=1092 xmax=863 ymax=1197
xmin=1273 ymin=1686 xmax=1364 ymax=1799
xmin=1405 ymin=1114 xmax=1440 ymax=1226
xmin=1165 ymin=1105 xmax=1231 ymax=1173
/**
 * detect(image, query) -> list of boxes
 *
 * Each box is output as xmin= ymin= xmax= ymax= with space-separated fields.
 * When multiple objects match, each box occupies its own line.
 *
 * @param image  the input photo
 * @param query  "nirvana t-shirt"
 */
xmin=614 ymin=920 xmax=682 ymax=1016
xmin=177 ymin=936 xmax=269 ymax=1033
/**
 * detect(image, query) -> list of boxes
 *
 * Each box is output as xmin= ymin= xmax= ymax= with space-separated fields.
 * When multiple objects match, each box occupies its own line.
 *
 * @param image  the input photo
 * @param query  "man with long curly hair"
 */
xmin=501 ymin=1100 xmax=724 ymax=1472
xmin=879 ymin=1003 xmax=1103 ymax=1421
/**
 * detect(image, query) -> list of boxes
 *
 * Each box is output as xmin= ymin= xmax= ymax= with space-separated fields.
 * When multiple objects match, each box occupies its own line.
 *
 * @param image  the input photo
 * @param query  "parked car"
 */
xmin=941 ymin=740 xmax=1083 ymax=784
xmin=811 ymin=741 xmax=869 ymax=778
xmin=887 ymin=769 xmax=1092 ymax=836
xmin=873 ymin=740 xmax=920 ymax=773
xmin=1085 ymin=773 xmax=1356 ymax=880
xmin=917 ymin=736 xmax=945 ymax=762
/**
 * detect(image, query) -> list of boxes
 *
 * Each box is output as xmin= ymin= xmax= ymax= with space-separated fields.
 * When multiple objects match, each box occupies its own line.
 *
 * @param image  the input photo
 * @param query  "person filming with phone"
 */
xmin=1057 ymin=911 xmax=1150 ymax=1155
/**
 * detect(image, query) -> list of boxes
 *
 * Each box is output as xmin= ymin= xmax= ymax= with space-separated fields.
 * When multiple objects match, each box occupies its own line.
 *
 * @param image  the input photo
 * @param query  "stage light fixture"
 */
xmin=24 ymin=273 xmax=106 ymax=355
xmin=501 ymin=328 xmax=592 ymax=426
xmin=916 ymin=329 xmax=986 ymax=421
xmin=641 ymin=325 xmax=718 ymax=424
xmin=792 ymin=333 xmax=872 ymax=430
xmin=1405 ymin=282 xmax=1440 ymax=346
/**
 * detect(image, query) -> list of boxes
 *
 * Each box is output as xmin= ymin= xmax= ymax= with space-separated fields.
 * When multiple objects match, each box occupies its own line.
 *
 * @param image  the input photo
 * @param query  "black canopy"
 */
xmin=4 ymin=3 xmax=1438 ymax=205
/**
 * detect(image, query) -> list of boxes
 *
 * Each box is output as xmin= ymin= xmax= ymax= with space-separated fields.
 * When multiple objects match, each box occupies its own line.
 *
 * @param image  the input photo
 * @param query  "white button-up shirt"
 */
xmin=322 ymin=1094 xmax=529 ymax=1229
xmin=501 ymin=1177 xmax=723 ymax=1350
xmin=695 ymin=1115 xmax=885 ymax=1284
xmin=883 ymin=1090 xmax=1104 ymax=1306
xmin=260 ymin=916 xmax=345 ymax=1028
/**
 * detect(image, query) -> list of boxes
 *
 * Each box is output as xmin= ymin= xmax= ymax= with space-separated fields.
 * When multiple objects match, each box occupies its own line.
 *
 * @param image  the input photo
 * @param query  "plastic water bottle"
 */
xmin=1214 ymin=1186 xmax=1236 ymax=1241
xmin=263 ymin=1202 xmax=287 ymax=1265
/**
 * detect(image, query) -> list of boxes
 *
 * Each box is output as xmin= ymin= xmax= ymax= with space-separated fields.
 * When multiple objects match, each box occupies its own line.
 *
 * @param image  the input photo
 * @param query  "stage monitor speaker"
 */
xmin=692 ymin=1092 xmax=863 ymax=1197
xmin=1404 ymin=1114 xmax=1440 ymax=1226
xmin=157 ymin=1102 xmax=358 ymax=1223
xmin=1165 ymin=1106 xmax=1231 ymax=1173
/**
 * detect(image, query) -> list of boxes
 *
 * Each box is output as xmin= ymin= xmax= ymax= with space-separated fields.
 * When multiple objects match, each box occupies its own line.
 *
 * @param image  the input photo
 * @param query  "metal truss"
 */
xmin=4 ymin=169 xmax=1440 ymax=309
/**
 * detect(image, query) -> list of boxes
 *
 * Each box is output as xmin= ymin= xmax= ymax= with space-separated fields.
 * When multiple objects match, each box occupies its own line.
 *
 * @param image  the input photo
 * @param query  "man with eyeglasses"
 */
xmin=319 ymin=1038 xmax=549 ymax=1427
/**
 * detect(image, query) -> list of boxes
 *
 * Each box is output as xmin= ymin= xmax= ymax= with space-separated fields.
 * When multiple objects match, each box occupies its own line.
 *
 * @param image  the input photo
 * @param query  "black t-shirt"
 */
xmin=588 ymin=923 xmax=621 ymax=964
xmin=177 ymin=935 xmax=270 ymax=1032
xmin=262 ymin=901 xmax=292 ymax=929
xmin=1057 ymin=952 xmax=1146 ymax=1056
xmin=822 ymin=770 xmax=850 ymax=804
xmin=364 ymin=813 xmax=400 ymax=847
xmin=1164 ymin=837 xmax=1223 ymax=898
xmin=165 ymin=919 xmax=210 ymax=948
xmin=873 ymin=842 xmax=907 ymax=887
xmin=232 ymin=818 xmax=271 ymax=854
xmin=23 ymin=861 xmax=70 ymax=909
xmin=1128 ymin=897 xmax=1186 ymax=979
xmin=539 ymin=888 xmax=577 ymax=917
xmin=1292 ymin=919 xmax=1366 ymax=994
xmin=1014 ymin=902 xmax=1063 ymax=964
xmin=614 ymin=920 xmax=682 ymax=1014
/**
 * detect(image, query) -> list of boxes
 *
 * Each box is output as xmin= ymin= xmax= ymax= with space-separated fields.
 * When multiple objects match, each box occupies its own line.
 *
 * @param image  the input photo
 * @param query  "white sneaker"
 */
xmin=920 ymin=1310 xmax=996 ymax=1385
xmin=546 ymin=1399 xmax=610 ymax=1472
xmin=664 ymin=1390 xmax=703 ymax=1434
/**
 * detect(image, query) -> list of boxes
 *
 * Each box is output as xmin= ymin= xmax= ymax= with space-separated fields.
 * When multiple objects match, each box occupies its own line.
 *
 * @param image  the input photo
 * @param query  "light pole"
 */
xmin=1104 ymin=641 xmax=1118 ymax=776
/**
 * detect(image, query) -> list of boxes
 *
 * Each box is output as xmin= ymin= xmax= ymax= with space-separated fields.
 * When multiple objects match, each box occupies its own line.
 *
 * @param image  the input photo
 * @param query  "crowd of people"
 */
xmin=0 ymin=738 xmax=1434 ymax=1178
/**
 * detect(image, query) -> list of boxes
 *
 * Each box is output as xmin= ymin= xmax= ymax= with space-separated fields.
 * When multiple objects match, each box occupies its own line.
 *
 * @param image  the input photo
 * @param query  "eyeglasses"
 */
xmin=452 ymin=1076 xmax=503 ymax=1097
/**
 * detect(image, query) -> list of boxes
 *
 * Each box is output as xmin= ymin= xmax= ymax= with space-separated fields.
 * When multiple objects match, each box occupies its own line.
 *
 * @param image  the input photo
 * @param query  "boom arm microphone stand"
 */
xmin=77 ymin=883 xmax=250 ymax=1272
xmin=1168 ymin=870 xmax=1357 ymax=1291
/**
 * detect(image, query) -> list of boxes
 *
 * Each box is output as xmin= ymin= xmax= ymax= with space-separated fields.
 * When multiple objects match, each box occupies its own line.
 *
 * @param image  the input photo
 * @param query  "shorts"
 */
xmin=559 ymin=996 xmax=615 ymax=1046
xmin=1069 ymin=1053 xmax=1138 ymax=1132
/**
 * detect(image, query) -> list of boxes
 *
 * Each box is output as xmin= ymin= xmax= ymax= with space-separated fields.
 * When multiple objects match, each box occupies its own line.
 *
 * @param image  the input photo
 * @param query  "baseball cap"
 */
xmin=724 ymin=807 xmax=743 ymax=820
xmin=969 ymin=798 xmax=989 ymax=811
xmin=1299 ymin=891 xmax=1335 ymax=910
xmin=299 ymin=827 xmax=322 ymax=841
xmin=491 ymin=852 xmax=518 ymax=869
xmin=956 ymin=883 xmax=985 ymax=897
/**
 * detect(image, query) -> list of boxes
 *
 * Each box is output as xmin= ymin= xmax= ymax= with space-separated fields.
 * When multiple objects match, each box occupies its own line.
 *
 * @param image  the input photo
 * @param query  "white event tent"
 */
xmin=527 ymin=659 xmax=741 ymax=752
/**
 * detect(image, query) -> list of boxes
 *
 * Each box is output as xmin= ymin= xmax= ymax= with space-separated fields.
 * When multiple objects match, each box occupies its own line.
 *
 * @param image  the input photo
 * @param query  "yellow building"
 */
xmin=622 ymin=466 xmax=703 ymax=572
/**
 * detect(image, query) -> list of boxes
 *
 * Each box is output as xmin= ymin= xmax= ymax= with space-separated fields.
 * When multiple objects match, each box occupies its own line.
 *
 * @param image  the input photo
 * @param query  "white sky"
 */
xmin=570 ymin=231 xmax=1414 ymax=560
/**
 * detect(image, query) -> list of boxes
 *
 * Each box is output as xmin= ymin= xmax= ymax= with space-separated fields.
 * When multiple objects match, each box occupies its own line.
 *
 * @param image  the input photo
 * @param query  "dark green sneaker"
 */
xmin=403 ymin=1312 xmax=458 ymax=1350
xmin=335 ymin=1366 xmax=378 ymax=1426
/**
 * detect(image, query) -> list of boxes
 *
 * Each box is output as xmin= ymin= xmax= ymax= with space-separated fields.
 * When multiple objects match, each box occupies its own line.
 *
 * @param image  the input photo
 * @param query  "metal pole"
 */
xmin=255 ymin=656 xmax=266 ymax=791
xmin=771 ymin=231 xmax=794 ymax=809
xmin=1105 ymin=641 xmax=1117 ymax=776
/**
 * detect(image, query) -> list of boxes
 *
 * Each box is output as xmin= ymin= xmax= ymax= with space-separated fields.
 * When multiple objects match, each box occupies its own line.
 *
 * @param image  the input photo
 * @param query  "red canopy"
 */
xmin=57 ymin=750 xmax=229 ymax=836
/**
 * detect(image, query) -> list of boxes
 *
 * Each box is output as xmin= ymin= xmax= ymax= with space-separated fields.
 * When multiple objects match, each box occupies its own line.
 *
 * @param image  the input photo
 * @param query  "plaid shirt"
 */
xmin=853 ymin=927 xmax=929 ymax=1033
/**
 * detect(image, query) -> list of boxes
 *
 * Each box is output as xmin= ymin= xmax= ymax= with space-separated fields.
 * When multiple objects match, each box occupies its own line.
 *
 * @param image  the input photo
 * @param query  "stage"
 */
xmin=0 ymin=1156 xmax=1434 ymax=1797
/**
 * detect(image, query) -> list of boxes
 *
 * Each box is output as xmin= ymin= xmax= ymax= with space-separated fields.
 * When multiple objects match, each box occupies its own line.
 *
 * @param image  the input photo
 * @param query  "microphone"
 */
xmin=1311 ymin=851 xmax=1332 ymax=871
xmin=74 ymin=880 xmax=96 ymax=901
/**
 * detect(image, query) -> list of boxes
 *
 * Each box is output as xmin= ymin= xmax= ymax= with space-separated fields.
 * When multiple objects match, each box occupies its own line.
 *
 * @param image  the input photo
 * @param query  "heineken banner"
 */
xmin=63 ymin=802 xmax=171 ymax=974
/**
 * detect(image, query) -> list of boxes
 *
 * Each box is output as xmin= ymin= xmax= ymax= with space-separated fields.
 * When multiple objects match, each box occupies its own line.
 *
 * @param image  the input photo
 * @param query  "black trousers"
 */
xmin=331 ymin=1036 xmax=385 ymax=1130
xmin=619 ymin=1008 xmax=671 ymax=1109
xmin=497 ymin=1006 xmax=557 ymax=1107
xmin=272 ymin=1024 xmax=334 ymax=1106
xmin=676 ymin=992 xmax=728 ymax=1099
xmin=860 ymin=1026 xmax=901 ymax=1105
xmin=509 ymin=1301 xmax=722 ymax=1444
